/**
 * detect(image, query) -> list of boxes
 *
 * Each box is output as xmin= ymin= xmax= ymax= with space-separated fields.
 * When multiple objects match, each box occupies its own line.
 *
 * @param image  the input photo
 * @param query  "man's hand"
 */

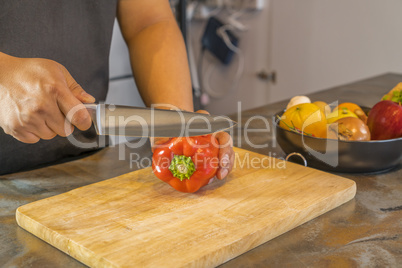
xmin=0 ymin=53 xmax=95 ymax=143
xmin=214 ymin=131 xmax=235 ymax=180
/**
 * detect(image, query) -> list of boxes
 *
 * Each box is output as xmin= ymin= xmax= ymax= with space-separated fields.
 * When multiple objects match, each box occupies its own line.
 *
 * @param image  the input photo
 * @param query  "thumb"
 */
xmin=59 ymin=64 xmax=96 ymax=103
xmin=71 ymin=84 xmax=96 ymax=104
xmin=196 ymin=110 xmax=210 ymax=115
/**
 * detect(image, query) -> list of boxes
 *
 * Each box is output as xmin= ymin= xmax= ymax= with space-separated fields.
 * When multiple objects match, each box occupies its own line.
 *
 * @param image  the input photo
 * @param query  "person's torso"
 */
xmin=0 ymin=0 xmax=118 ymax=175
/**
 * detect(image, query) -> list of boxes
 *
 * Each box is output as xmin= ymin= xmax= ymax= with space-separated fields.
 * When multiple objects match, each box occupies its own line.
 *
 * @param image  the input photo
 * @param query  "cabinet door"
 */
xmin=189 ymin=5 xmax=273 ymax=115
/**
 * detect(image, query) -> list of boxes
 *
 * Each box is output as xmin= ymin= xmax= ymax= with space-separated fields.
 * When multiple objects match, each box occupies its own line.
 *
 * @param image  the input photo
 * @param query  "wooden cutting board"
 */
xmin=16 ymin=147 xmax=356 ymax=268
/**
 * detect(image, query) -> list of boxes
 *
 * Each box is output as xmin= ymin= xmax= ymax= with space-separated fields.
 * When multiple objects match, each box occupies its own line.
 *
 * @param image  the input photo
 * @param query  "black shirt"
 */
xmin=0 ymin=0 xmax=118 ymax=174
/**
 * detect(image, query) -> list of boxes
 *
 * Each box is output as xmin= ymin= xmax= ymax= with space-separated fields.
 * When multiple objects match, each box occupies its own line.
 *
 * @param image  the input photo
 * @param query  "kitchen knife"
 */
xmin=84 ymin=103 xmax=236 ymax=137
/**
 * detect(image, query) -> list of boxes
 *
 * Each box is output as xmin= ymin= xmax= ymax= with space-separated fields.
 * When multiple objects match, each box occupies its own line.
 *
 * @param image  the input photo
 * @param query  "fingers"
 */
xmin=56 ymin=64 xmax=93 ymax=131
xmin=1 ymin=106 xmax=68 ymax=143
xmin=60 ymin=64 xmax=95 ymax=104
xmin=33 ymin=122 xmax=58 ymax=140
xmin=23 ymin=121 xmax=58 ymax=142
xmin=197 ymin=110 xmax=234 ymax=179
xmin=55 ymin=76 xmax=93 ymax=132
xmin=44 ymin=107 xmax=75 ymax=137
xmin=12 ymin=130 xmax=40 ymax=144
xmin=196 ymin=110 xmax=210 ymax=115
xmin=70 ymin=82 xmax=96 ymax=104
xmin=5 ymin=102 xmax=77 ymax=143
xmin=214 ymin=131 xmax=235 ymax=180
xmin=57 ymin=94 xmax=92 ymax=131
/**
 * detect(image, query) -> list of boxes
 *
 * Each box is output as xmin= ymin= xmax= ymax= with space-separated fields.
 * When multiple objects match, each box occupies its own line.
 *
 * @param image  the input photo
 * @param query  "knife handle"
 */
xmin=83 ymin=103 xmax=97 ymax=122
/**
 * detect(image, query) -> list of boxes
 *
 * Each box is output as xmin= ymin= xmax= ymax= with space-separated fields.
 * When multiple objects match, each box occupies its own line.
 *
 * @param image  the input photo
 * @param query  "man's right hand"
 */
xmin=0 ymin=52 xmax=95 ymax=143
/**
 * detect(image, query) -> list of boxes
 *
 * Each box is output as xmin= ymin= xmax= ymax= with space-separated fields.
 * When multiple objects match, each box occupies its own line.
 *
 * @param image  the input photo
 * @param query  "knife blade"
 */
xmin=84 ymin=103 xmax=236 ymax=137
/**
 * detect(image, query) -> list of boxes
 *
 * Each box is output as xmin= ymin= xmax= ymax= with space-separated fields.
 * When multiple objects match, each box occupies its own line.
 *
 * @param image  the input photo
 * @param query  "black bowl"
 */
xmin=273 ymin=108 xmax=402 ymax=173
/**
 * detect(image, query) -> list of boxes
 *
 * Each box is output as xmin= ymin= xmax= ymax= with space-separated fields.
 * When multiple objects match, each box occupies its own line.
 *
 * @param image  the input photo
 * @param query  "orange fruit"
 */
xmin=313 ymin=101 xmax=331 ymax=116
xmin=279 ymin=103 xmax=327 ymax=138
xmin=334 ymin=102 xmax=364 ymax=114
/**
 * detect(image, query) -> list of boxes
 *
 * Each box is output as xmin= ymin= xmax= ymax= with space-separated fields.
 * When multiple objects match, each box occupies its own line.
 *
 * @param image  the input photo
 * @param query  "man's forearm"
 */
xmin=124 ymin=18 xmax=194 ymax=112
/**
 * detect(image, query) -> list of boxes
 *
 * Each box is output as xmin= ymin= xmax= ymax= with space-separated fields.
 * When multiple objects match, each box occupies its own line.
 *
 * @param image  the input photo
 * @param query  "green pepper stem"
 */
xmin=169 ymin=155 xmax=195 ymax=181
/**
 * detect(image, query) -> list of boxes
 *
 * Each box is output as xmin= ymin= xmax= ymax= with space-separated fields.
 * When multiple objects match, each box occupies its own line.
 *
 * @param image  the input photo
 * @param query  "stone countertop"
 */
xmin=1 ymin=73 xmax=401 ymax=267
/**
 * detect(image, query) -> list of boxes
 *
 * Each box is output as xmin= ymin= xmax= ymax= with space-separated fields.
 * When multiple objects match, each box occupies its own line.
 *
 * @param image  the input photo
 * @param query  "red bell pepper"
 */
xmin=152 ymin=135 xmax=220 ymax=193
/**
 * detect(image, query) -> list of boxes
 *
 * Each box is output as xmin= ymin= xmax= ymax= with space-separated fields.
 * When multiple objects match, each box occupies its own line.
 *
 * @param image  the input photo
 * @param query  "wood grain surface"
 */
xmin=16 ymin=147 xmax=356 ymax=268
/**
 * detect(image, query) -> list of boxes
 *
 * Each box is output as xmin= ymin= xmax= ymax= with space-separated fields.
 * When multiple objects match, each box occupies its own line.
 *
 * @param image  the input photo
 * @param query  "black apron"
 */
xmin=0 ymin=0 xmax=118 ymax=175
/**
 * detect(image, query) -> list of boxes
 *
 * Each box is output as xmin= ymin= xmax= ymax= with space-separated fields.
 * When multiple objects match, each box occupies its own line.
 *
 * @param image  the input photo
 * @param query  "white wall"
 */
xmin=270 ymin=0 xmax=402 ymax=103
xmin=107 ymin=0 xmax=402 ymax=115
xmin=189 ymin=5 xmax=273 ymax=115
xmin=106 ymin=21 xmax=145 ymax=108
